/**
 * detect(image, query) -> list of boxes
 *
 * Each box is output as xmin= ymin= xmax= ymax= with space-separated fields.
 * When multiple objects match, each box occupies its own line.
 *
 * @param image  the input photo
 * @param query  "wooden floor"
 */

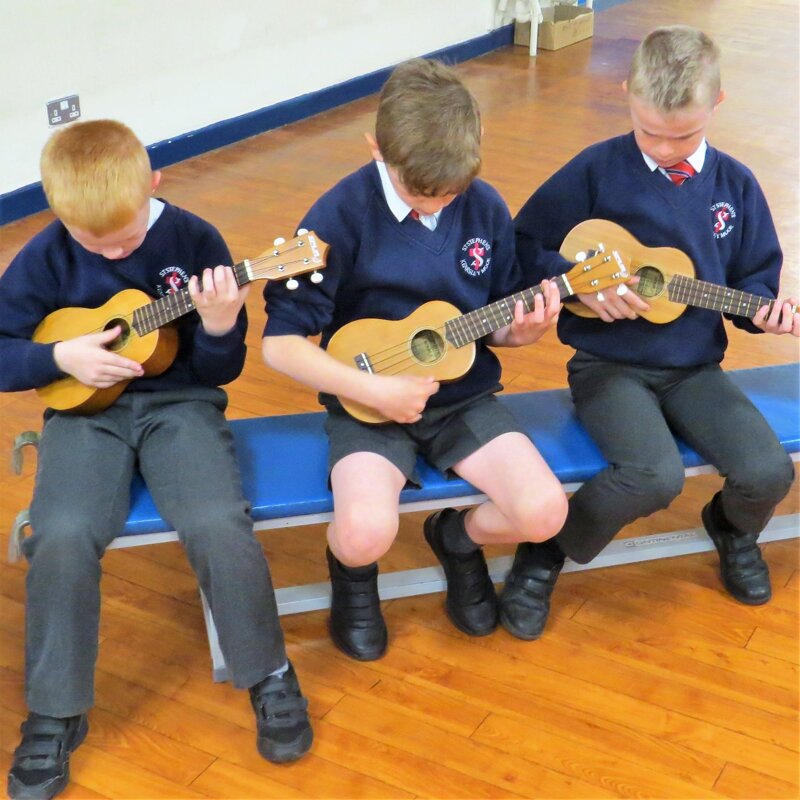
xmin=1 ymin=1 xmax=798 ymax=797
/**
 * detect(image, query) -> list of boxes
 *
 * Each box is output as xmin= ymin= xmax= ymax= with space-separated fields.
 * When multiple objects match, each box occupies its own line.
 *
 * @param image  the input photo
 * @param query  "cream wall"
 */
xmin=0 ymin=0 xmax=501 ymax=195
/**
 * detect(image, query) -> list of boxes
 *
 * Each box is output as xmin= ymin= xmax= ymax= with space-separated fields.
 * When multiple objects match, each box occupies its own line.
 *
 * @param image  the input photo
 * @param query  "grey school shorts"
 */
xmin=323 ymin=388 xmax=522 ymax=487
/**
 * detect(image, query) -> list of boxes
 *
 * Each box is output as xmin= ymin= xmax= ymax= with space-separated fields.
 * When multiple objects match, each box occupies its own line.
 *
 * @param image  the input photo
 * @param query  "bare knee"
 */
xmin=330 ymin=505 xmax=398 ymax=566
xmin=505 ymin=485 xmax=569 ymax=543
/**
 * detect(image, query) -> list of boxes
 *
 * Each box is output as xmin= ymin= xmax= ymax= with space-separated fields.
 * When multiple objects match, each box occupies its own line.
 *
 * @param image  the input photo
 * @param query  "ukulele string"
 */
xmin=342 ymin=321 xmax=454 ymax=375
xmin=342 ymin=288 xmax=551 ymax=376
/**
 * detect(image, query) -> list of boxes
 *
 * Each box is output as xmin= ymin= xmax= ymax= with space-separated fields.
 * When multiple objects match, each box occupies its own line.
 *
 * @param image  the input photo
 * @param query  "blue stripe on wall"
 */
xmin=0 ymin=24 xmax=514 ymax=226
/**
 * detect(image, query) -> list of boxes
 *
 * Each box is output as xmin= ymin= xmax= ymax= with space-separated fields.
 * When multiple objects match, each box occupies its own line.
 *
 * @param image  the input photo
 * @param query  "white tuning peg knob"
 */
xmin=575 ymin=250 xmax=587 ymax=262
xmin=310 ymin=271 xmax=323 ymax=284
xmin=297 ymin=228 xmax=308 ymax=236
xmin=286 ymin=278 xmax=299 ymax=291
xmin=273 ymin=237 xmax=286 ymax=246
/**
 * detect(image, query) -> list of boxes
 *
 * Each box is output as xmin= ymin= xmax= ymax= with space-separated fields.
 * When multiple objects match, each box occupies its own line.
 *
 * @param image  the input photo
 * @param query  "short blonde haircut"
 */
xmin=628 ymin=26 xmax=721 ymax=112
xmin=40 ymin=119 xmax=152 ymax=235
xmin=376 ymin=58 xmax=481 ymax=197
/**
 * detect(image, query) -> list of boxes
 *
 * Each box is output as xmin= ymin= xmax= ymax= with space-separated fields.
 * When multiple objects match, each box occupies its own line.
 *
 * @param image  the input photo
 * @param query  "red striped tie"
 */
xmin=665 ymin=160 xmax=696 ymax=186
xmin=409 ymin=210 xmax=421 ymax=221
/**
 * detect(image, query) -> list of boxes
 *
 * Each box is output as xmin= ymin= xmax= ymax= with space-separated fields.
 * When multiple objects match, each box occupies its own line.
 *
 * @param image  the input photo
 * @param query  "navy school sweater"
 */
xmin=263 ymin=162 xmax=526 ymax=408
xmin=514 ymin=132 xmax=782 ymax=367
xmin=0 ymin=202 xmax=246 ymax=395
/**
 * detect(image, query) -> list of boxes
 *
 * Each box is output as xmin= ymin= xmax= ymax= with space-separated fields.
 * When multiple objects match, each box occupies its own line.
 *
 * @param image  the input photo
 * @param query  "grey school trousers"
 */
xmin=24 ymin=388 xmax=286 ymax=717
xmin=557 ymin=352 xmax=795 ymax=564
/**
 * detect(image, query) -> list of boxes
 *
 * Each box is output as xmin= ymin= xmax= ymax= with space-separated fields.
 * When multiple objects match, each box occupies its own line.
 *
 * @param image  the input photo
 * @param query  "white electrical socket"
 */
xmin=46 ymin=95 xmax=81 ymax=126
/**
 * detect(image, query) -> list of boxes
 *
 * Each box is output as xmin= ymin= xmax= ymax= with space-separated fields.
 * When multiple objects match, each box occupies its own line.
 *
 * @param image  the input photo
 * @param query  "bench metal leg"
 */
xmin=11 ymin=431 xmax=40 ymax=475
xmin=272 ymin=511 xmax=800 ymax=618
xmin=199 ymin=589 xmax=230 ymax=682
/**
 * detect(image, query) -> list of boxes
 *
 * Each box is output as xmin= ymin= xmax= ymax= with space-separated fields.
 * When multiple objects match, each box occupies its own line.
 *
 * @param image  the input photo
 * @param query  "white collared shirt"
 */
xmin=375 ymin=160 xmax=441 ymax=231
xmin=641 ymin=139 xmax=707 ymax=180
xmin=148 ymin=196 xmax=165 ymax=229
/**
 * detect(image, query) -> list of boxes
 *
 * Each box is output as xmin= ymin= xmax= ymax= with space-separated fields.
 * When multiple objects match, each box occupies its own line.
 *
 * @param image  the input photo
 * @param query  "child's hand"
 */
xmin=495 ymin=280 xmax=562 ymax=347
xmin=53 ymin=326 xmax=144 ymax=388
xmin=366 ymin=374 xmax=440 ymax=424
xmin=190 ymin=266 xmax=249 ymax=336
xmin=577 ymin=278 xmax=649 ymax=322
xmin=752 ymin=298 xmax=800 ymax=337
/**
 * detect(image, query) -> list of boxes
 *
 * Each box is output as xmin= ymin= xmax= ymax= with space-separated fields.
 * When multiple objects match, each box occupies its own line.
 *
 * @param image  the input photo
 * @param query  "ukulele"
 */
xmin=34 ymin=231 xmax=328 ymax=414
xmin=560 ymin=219 xmax=791 ymax=323
xmin=326 ymin=250 xmax=629 ymax=424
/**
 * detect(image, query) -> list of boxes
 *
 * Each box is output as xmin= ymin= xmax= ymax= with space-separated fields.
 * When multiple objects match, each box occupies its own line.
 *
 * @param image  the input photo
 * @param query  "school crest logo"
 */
xmin=156 ymin=266 xmax=191 ymax=297
xmin=460 ymin=237 xmax=491 ymax=277
xmin=710 ymin=201 xmax=736 ymax=239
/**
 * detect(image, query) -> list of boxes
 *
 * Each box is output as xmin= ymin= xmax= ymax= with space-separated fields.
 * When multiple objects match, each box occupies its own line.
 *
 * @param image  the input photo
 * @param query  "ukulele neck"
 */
xmin=667 ymin=274 xmax=774 ymax=318
xmin=132 ymin=260 xmax=251 ymax=336
xmin=444 ymin=273 xmax=573 ymax=347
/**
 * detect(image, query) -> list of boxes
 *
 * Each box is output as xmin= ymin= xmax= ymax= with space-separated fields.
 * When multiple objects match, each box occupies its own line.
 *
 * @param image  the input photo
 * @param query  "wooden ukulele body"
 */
xmin=560 ymin=219 xmax=695 ymax=324
xmin=33 ymin=289 xmax=178 ymax=414
xmin=326 ymin=301 xmax=476 ymax=424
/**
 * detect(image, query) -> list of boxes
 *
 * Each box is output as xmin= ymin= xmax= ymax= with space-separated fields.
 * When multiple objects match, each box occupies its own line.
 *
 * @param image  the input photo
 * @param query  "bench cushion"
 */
xmin=123 ymin=363 xmax=800 ymax=536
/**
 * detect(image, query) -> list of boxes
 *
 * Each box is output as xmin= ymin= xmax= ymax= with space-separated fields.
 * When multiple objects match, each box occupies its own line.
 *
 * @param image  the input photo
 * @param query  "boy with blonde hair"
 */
xmin=510 ymin=25 xmax=797 ymax=640
xmin=263 ymin=58 xmax=566 ymax=661
xmin=1 ymin=120 xmax=311 ymax=800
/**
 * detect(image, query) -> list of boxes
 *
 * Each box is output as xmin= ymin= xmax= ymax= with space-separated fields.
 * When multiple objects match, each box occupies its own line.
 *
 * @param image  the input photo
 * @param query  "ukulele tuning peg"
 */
xmin=273 ymin=237 xmax=286 ymax=247
xmin=310 ymin=271 xmax=323 ymax=284
xmin=575 ymin=250 xmax=587 ymax=262
xmin=296 ymin=228 xmax=308 ymax=236
xmin=286 ymin=278 xmax=299 ymax=291
xmin=596 ymin=242 xmax=605 ymax=253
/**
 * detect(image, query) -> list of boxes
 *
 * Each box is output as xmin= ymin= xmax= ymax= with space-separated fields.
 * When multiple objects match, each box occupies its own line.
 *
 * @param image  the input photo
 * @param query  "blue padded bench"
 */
xmin=9 ymin=363 xmax=799 ymax=681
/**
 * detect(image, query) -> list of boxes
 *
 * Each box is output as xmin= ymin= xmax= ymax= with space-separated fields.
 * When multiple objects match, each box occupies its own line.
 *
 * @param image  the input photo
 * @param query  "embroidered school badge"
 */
xmin=710 ymin=201 xmax=736 ymax=239
xmin=156 ymin=265 xmax=191 ymax=296
xmin=459 ymin=237 xmax=491 ymax=277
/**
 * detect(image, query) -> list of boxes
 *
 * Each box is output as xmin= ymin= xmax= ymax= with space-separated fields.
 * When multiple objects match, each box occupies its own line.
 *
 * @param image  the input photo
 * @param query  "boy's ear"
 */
xmin=621 ymin=79 xmax=629 ymax=96
xmin=364 ymin=132 xmax=383 ymax=161
xmin=712 ymin=89 xmax=726 ymax=112
xmin=151 ymin=170 xmax=162 ymax=193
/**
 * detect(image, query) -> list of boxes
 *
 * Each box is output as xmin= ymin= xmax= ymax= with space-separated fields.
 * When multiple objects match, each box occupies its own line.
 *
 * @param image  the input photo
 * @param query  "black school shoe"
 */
xmin=7 ymin=712 xmax=88 ymax=800
xmin=326 ymin=548 xmax=388 ymax=661
xmin=702 ymin=492 xmax=771 ymax=605
xmin=424 ymin=509 xmax=498 ymax=636
xmin=499 ymin=540 xmax=565 ymax=641
xmin=249 ymin=662 xmax=313 ymax=763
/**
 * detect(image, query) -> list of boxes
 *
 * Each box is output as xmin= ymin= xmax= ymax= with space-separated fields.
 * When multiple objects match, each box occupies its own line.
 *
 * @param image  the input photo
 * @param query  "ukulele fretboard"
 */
xmin=131 ymin=260 xmax=252 ymax=336
xmin=445 ymin=251 xmax=626 ymax=347
xmin=667 ymin=274 xmax=773 ymax=318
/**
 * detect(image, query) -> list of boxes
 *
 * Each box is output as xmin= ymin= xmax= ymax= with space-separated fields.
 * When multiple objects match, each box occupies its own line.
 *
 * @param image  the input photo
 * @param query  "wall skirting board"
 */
xmin=0 ymin=25 xmax=513 ymax=227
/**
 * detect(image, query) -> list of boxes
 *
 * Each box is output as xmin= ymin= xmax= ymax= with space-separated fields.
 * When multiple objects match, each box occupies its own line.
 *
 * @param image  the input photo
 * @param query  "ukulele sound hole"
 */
xmin=634 ymin=266 xmax=666 ymax=298
xmin=104 ymin=318 xmax=131 ymax=351
xmin=410 ymin=329 xmax=445 ymax=364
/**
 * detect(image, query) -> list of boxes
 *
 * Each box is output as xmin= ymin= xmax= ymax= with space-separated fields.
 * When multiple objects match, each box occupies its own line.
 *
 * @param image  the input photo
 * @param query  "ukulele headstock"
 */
xmin=561 ymin=249 xmax=630 ymax=296
xmin=245 ymin=230 xmax=329 ymax=288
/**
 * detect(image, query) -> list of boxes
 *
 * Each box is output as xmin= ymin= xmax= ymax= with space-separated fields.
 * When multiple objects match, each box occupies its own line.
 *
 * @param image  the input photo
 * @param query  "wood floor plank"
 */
xmin=325 ymin=694 xmax=617 ymax=798
xmin=380 ymin=603 xmax=800 ymax=784
xmin=473 ymin=713 xmax=727 ymax=798
xmin=713 ymin=762 xmax=799 ymax=799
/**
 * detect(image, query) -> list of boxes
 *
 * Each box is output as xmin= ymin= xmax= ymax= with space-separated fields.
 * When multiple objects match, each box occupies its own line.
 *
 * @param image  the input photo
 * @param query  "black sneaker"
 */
xmin=249 ymin=663 xmax=313 ymax=764
xmin=702 ymin=493 xmax=771 ymax=605
xmin=499 ymin=540 xmax=564 ymax=640
xmin=7 ymin=712 xmax=88 ymax=800
xmin=424 ymin=508 xmax=498 ymax=636
xmin=327 ymin=548 xmax=388 ymax=661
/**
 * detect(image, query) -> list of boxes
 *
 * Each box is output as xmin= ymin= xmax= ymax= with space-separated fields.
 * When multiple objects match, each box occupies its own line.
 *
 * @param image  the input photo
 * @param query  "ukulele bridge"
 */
xmin=354 ymin=353 xmax=374 ymax=373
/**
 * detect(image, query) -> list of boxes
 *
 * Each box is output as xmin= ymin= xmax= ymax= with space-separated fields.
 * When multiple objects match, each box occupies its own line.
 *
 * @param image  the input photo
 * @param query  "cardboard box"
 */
xmin=514 ymin=5 xmax=594 ymax=51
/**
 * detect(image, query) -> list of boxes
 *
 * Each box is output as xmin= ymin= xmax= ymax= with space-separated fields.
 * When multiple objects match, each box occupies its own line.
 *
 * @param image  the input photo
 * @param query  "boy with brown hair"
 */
xmin=0 ymin=120 xmax=312 ymax=800
xmin=262 ymin=58 xmax=567 ymax=661
xmin=510 ymin=25 xmax=798 ymax=640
